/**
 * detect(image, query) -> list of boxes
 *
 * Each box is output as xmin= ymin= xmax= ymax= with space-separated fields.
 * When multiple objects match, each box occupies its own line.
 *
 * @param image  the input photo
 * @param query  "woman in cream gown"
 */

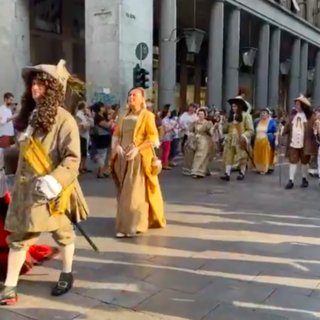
xmin=110 ymin=87 xmax=166 ymax=238
xmin=182 ymin=108 xmax=214 ymax=178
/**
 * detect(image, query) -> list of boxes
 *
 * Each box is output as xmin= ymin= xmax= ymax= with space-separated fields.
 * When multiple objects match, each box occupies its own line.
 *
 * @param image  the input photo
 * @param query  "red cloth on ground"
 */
xmin=0 ymin=192 xmax=58 ymax=277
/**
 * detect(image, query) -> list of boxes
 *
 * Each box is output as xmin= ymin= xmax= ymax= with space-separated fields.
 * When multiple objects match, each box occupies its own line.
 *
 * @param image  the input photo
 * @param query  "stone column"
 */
xmin=159 ymin=0 xmax=176 ymax=109
xmin=224 ymin=6 xmax=240 ymax=112
xmin=194 ymin=64 xmax=201 ymax=104
xmin=179 ymin=55 xmax=187 ymax=111
xmin=206 ymin=0 xmax=224 ymax=108
xmin=62 ymin=0 xmax=73 ymax=72
xmin=0 ymin=0 xmax=30 ymax=98
xmin=313 ymin=49 xmax=320 ymax=107
xmin=299 ymin=41 xmax=308 ymax=95
xmin=85 ymin=0 xmax=153 ymax=107
xmin=288 ymin=38 xmax=301 ymax=111
xmin=255 ymin=23 xmax=270 ymax=109
xmin=268 ymin=28 xmax=281 ymax=110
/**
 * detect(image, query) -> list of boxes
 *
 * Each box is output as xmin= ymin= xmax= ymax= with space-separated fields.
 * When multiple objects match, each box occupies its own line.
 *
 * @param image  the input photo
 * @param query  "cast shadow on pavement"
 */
xmin=8 ymin=170 xmax=320 ymax=319
xmin=16 ymin=237 xmax=320 ymax=320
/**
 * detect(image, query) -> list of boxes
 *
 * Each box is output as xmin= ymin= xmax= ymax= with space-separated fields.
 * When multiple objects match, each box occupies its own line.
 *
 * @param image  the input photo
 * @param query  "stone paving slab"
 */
xmin=203 ymin=303 xmax=289 ymax=320
xmin=2 ymin=165 xmax=320 ymax=319
xmin=75 ymin=303 xmax=162 ymax=320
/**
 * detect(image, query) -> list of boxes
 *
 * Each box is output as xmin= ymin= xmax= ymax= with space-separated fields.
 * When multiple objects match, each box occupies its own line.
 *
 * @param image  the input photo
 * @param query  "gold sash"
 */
xmin=21 ymin=137 xmax=74 ymax=215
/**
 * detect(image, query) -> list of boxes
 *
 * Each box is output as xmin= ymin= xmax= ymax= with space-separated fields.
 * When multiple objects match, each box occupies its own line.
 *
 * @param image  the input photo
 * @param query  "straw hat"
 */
xmin=21 ymin=59 xmax=84 ymax=95
xmin=228 ymin=96 xmax=248 ymax=112
xmin=294 ymin=94 xmax=311 ymax=108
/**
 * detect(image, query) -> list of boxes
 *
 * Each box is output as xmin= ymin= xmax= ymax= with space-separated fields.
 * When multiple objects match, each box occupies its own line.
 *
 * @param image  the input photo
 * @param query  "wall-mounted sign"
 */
xmin=135 ymin=43 xmax=149 ymax=61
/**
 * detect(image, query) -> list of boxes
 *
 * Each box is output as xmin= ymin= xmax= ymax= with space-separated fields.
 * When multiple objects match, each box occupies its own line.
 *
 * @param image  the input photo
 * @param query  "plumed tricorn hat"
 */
xmin=294 ymin=94 xmax=311 ymax=108
xmin=21 ymin=59 xmax=85 ymax=95
xmin=228 ymin=96 xmax=248 ymax=112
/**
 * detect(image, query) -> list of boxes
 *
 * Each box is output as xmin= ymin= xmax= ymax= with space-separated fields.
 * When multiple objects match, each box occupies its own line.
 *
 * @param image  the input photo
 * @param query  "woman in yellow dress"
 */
xmin=110 ymin=87 xmax=166 ymax=238
xmin=182 ymin=108 xmax=214 ymax=178
xmin=252 ymin=109 xmax=278 ymax=174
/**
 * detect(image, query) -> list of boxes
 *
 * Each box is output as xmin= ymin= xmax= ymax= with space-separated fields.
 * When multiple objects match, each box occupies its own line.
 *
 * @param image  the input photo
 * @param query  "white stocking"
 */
xmin=240 ymin=165 xmax=246 ymax=175
xmin=225 ymin=165 xmax=231 ymax=175
xmin=60 ymin=244 xmax=75 ymax=273
xmin=289 ymin=164 xmax=297 ymax=181
xmin=301 ymin=164 xmax=308 ymax=179
xmin=4 ymin=249 xmax=27 ymax=287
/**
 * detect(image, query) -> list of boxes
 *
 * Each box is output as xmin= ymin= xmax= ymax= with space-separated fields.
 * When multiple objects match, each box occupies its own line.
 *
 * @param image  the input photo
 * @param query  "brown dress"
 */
xmin=182 ymin=120 xmax=214 ymax=177
xmin=114 ymin=115 xmax=149 ymax=234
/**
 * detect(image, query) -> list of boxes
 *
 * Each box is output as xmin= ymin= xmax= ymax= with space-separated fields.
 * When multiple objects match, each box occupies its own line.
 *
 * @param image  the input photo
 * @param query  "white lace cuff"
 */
xmin=18 ymin=125 xmax=34 ymax=142
xmin=36 ymin=175 xmax=63 ymax=200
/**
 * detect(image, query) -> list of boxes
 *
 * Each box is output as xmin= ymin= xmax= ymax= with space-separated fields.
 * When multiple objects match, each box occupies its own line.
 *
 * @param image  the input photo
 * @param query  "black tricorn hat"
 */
xmin=228 ymin=96 xmax=248 ymax=112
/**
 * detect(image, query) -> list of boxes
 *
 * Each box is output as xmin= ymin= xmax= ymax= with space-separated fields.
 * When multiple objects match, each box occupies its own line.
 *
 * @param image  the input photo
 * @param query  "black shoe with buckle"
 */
xmin=51 ymin=272 xmax=74 ymax=297
xmin=220 ymin=173 xmax=230 ymax=181
xmin=300 ymin=178 xmax=309 ymax=188
xmin=285 ymin=180 xmax=294 ymax=189
xmin=236 ymin=173 xmax=245 ymax=181
xmin=0 ymin=285 xmax=18 ymax=305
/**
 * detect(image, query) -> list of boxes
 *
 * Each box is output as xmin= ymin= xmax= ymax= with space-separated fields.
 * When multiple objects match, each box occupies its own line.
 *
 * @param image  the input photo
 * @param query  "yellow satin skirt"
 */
xmin=253 ymin=137 xmax=274 ymax=173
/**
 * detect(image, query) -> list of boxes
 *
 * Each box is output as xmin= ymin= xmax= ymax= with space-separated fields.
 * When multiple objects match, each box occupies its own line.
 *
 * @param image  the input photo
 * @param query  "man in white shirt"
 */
xmin=0 ymin=93 xmax=16 ymax=148
xmin=282 ymin=95 xmax=317 ymax=189
xmin=75 ymin=101 xmax=93 ymax=173
xmin=146 ymin=99 xmax=154 ymax=112
xmin=179 ymin=103 xmax=198 ymax=152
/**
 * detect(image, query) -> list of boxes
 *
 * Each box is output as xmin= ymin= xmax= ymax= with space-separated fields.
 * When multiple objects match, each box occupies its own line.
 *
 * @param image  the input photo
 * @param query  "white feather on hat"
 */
xmin=228 ymin=96 xmax=249 ymax=112
xmin=294 ymin=94 xmax=311 ymax=107
xmin=21 ymin=60 xmax=85 ymax=95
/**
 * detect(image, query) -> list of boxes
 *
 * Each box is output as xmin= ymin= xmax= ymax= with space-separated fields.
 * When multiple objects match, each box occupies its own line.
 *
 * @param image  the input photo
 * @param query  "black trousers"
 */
xmin=181 ymin=135 xmax=188 ymax=154
xmin=80 ymin=137 xmax=88 ymax=158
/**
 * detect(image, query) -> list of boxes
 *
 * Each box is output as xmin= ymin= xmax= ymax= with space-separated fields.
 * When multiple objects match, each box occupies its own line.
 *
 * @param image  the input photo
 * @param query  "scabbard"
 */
xmin=65 ymin=211 xmax=100 ymax=253
xmin=244 ymin=147 xmax=256 ymax=170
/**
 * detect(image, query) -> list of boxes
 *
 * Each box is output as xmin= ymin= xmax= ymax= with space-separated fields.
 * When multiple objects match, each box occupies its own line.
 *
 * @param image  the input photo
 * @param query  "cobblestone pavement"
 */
xmin=2 ymin=162 xmax=320 ymax=320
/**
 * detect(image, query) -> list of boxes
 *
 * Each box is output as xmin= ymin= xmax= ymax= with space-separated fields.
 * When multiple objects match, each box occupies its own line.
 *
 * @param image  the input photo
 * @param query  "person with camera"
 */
xmin=75 ymin=101 xmax=93 ymax=173
xmin=92 ymin=102 xmax=113 ymax=178
xmin=0 ymin=93 xmax=17 ymax=148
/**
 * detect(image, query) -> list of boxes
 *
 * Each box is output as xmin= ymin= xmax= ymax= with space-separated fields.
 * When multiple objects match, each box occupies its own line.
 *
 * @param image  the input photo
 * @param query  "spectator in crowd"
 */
xmin=160 ymin=106 xmax=174 ymax=170
xmin=89 ymin=103 xmax=98 ymax=161
xmin=146 ymin=99 xmax=154 ymax=112
xmin=93 ymin=102 xmax=113 ymax=178
xmin=169 ymin=110 xmax=180 ymax=166
xmin=0 ymin=93 xmax=16 ymax=148
xmin=75 ymin=101 xmax=93 ymax=173
xmin=179 ymin=103 xmax=198 ymax=153
xmin=111 ymin=103 xmax=120 ymax=120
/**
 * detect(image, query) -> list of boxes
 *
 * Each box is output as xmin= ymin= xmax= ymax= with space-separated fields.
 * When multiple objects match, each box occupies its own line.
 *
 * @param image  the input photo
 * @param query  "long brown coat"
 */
xmin=282 ymin=115 xmax=318 ymax=157
xmin=5 ymin=107 xmax=89 ymax=233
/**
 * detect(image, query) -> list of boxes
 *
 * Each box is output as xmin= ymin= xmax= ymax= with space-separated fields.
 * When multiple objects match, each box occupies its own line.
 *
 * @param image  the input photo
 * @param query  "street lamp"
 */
xmin=280 ymin=59 xmax=291 ymax=75
xmin=241 ymin=47 xmax=257 ymax=67
xmin=183 ymin=28 xmax=205 ymax=54
xmin=307 ymin=68 xmax=315 ymax=81
xmin=239 ymin=47 xmax=257 ymax=108
xmin=162 ymin=28 xmax=205 ymax=54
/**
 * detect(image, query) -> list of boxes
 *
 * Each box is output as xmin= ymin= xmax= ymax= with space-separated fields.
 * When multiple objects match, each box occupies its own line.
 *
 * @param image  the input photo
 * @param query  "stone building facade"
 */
xmin=1 ymin=0 xmax=320 ymax=111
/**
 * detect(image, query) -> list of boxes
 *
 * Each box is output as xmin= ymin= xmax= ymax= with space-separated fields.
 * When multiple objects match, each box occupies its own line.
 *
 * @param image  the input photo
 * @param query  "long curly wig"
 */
xmin=227 ymin=105 xmax=243 ymax=123
xmin=301 ymin=103 xmax=313 ymax=120
xmin=15 ymin=72 xmax=65 ymax=133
